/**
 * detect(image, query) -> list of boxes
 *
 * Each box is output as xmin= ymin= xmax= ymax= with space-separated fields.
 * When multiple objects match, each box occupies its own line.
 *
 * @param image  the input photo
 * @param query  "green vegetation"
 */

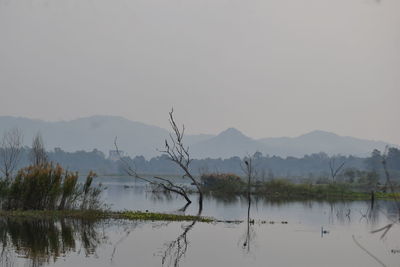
xmin=201 ymin=173 xmax=246 ymax=194
xmin=0 ymin=210 xmax=213 ymax=222
xmin=116 ymin=211 xmax=213 ymax=222
xmin=0 ymin=163 xmax=103 ymax=210
xmin=255 ymin=179 xmax=361 ymax=200
xmin=201 ymin=173 xmax=399 ymax=200
xmin=0 ymin=162 xmax=212 ymax=222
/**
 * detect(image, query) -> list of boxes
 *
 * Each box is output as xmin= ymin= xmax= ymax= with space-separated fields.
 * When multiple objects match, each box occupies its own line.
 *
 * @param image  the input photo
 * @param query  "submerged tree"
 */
xmin=161 ymin=109 xmax=203 ymax=210
xmin=116 ymin=109 xmax=202 ymax=209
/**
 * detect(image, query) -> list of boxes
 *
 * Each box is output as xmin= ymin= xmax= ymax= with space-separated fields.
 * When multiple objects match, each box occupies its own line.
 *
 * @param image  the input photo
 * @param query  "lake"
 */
xmin=1 ymin=176 xmax=399 ymax=267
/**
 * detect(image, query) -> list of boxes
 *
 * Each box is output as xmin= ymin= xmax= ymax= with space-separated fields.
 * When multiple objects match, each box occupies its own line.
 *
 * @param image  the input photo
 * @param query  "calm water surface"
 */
xmin=1 ymin=177 xmax=399 ymax=267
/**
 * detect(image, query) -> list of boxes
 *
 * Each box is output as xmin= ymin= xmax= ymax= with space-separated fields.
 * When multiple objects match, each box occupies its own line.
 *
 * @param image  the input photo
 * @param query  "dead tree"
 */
xmin=381 ymin=147 xmax=400 ymax=219
xmin=30 ymin=133 xmax=48 ymax=166
xmin=369 ymin=146 xmax=400 ymax=241
xmin=160 ymin=109 xmax=203 ymax=211
xmin=115 ymin=109 xmax=202 ymax=208
xmin=328 ymin=157 xmax=345 ymax=183
xmin=114 ymin=138 xmax=192 ymax=204
xmin=0 ymin=128 xmax=23 ymax=179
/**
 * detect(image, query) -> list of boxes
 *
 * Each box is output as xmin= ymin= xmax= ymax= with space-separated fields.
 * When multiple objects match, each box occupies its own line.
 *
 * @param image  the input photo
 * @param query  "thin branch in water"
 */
xmin=352 ymin=235 xmax=387 ymax=267
xmin=370 ymin=223 xmax=393 ymax=240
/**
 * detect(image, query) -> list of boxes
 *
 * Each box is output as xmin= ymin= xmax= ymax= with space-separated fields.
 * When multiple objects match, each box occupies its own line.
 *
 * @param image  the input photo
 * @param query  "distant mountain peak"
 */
xmin=218 ymin=128 xmax=248 ymax=138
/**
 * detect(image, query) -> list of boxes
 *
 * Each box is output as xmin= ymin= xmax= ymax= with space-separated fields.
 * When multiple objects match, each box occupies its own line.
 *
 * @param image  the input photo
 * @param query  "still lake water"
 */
xmin=1 ymin=176 xmax=399 ymax=267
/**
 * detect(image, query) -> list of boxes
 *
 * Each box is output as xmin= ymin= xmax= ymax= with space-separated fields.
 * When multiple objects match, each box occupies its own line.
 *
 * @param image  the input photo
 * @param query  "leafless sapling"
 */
xmin=30 ymin=133 xmax=48 ymax=166
xmin=0 ymin=128 xmax=23 ymax=179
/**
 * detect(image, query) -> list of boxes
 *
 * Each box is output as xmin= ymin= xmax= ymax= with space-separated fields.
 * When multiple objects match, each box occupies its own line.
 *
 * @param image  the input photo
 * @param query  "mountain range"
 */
xmin=0 ymin=115 xmax=396 ymax=159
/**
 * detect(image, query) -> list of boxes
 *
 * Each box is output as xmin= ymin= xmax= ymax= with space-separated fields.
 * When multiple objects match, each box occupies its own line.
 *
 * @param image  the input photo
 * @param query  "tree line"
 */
xmin=2 ymin=140 xmax=399 ymax=183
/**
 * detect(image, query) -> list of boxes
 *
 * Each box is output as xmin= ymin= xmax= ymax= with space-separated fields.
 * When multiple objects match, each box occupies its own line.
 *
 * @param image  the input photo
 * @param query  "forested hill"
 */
xmin=9 ymin=147 xmax=400 ymax=182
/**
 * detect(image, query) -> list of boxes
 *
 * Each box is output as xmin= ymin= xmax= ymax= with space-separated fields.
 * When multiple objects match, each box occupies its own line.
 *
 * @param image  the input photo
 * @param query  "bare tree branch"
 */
xmin=114 ymin=137 xmax=192 ymax=204
xmin=0 ymin=128 xmax=23 ymax=179
xmin=159 ymin=109 xmax=203 ymax=211
xmin=30 ymin=132 xmax=48 ymax=166
xmin=329 ymin=158 xmax=345 ymax=183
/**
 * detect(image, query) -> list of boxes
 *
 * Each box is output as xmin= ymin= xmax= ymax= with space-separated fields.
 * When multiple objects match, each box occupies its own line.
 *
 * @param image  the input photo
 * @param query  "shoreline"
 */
xmin=0 ymin=209 xmax=214 ymax=222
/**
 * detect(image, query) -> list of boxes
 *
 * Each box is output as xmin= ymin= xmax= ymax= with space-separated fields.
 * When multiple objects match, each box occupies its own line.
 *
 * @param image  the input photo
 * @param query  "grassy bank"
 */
xmin=254 ymin=180 xmax=400 ymax=200
xmin=201 ymin=175 xmax=400 ymax=200
xmin=0 ymin=209 xmax=213 ymax=222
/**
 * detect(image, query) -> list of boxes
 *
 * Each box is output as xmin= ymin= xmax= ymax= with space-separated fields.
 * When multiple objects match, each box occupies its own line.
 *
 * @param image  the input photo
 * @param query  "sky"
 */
xmin=0 ymin=0 xmax=399 ymax=144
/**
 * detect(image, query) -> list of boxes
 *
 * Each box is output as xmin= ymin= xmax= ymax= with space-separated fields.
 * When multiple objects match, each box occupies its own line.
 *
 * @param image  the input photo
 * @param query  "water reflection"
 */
xmin=0 ymin=218 xmax=107 ymax=267
xmin=239 ymin=189 xmax=255 ymax=253
xmin=161 ymin=199 xmax=202 ymax=267
xmin=0 ymin=187 xmax=398 ymax=267
xmin=161 ymin=218 xmax=197 ymax=267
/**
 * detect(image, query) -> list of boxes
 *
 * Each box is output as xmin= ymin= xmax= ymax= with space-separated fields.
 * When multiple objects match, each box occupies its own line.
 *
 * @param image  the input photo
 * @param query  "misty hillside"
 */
xmin=0 ymin=116 xmax=396 ymax=159
xmin=258 ymin=130 xmax=393 ymax=158
xmin=0 ymin=115 xmax=170 ymax=158
xmin=190 ymin=128 xmax=263 ymax=158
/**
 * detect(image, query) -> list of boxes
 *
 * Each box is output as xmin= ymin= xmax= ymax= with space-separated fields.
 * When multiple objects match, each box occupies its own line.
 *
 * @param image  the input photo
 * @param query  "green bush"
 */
xmin=255 ymin=179 xmax=352 ymax=199
xmin=201 ymin=173 xmax=245 ymax=194
xmin=0 ymin=164 xmax=103 ymax=211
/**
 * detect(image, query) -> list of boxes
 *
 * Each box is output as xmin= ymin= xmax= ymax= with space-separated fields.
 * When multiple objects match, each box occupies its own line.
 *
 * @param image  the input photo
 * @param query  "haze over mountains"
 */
xmin=0 ymin=116 xmax=396 ymax=159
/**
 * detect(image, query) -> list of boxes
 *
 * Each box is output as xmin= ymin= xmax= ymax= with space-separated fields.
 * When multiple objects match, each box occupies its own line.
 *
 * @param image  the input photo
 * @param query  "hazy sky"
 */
xmin=0 ymin=0 xmax=399 ymax=144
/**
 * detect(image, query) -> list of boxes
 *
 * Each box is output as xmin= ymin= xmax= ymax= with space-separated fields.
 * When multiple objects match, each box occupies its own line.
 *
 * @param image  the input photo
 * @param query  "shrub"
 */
xmin=201 ymin=173 xmax=245 ymax=194
xmin=0 ymin=164 xmax=103 ymax=211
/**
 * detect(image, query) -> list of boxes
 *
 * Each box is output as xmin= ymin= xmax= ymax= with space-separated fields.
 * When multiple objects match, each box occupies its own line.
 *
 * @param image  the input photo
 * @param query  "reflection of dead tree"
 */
xmin=328 ymin=158 xmax=345 ymax=183
xmin=381 ymin=147 xmax=400 ymax=218
xmin=352 ymin=235 xmax=387 ymax=267
xmin=369 ymin=147 xmax=400 ymax=240
xmin=0 ymin=128 xmax=23 ymax=179
xmin=110 ymin=221 xmax=140 ymax=263
xmin=239 ymin=207 xmax=255 ymax=253
xmin=358 ymin=206 xmax=379 ymax=224
xmin=161 ymin=109 xmax=203 ymax=211
xmin=240 ymin=156 xmax=256 ymax=253
xmin=161 ymin=207 xmax=201 ymax=267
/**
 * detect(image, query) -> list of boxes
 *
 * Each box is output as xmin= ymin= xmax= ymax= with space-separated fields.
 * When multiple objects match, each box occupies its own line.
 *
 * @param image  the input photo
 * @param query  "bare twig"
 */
xmin=329 ymin=158 xmax=345 ymax=183
xmin=114 ymin=137 xmax=192 ymax=204
xmin=160 ymin=109 xmax=203 ymax=211
xmin=30 ymin=132 xmax=48 ymax=166
xmin=0 ymin=128 xmax=23 ymax=179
